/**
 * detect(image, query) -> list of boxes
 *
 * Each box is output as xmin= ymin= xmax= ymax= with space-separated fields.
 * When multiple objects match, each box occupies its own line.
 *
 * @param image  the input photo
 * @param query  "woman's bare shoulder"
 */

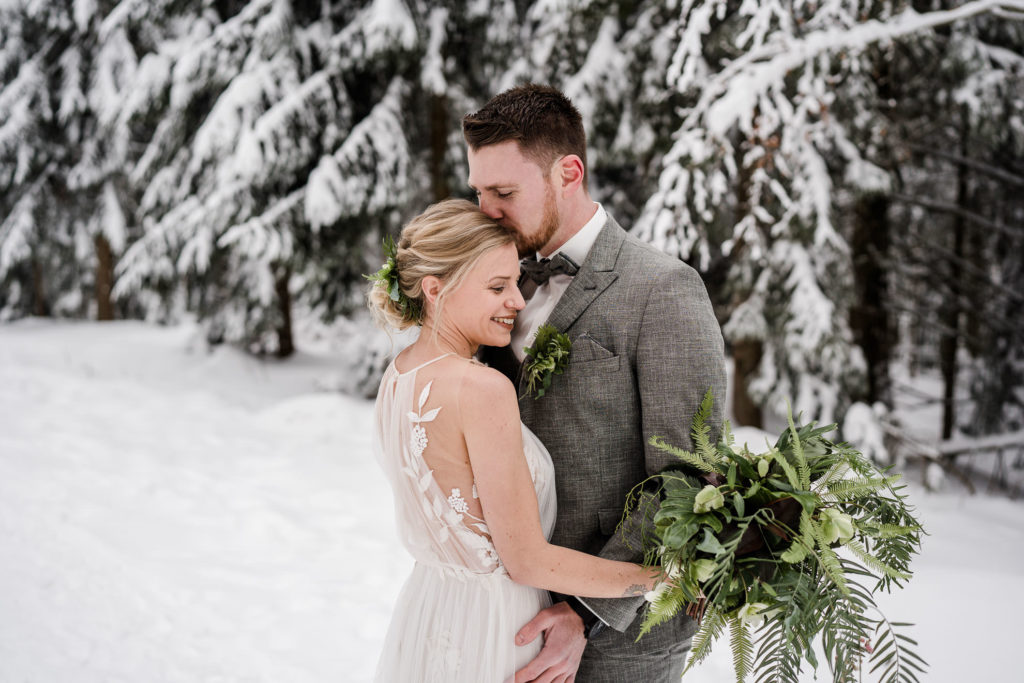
xmin=458 ymin=360 xmax=517 ymax=403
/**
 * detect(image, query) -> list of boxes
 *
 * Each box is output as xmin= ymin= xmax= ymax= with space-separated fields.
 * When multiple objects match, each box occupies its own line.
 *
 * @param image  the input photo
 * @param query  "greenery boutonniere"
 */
xmin=522 ymin=324 xmax=571 ymax=399
xmin=364 ymin=235 xmax=422 ymax=324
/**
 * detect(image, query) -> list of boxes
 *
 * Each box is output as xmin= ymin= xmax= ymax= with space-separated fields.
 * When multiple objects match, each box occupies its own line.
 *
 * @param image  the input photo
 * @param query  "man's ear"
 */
xmin=421 ymin=275 xmax=443 ymax=305
xmin=554 ymin=154 xmax=585 ymax=197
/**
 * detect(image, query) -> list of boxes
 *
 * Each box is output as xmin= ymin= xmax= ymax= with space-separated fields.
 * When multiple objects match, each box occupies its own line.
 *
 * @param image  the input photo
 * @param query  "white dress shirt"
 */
xmin=512 ymin=203 xmax=607 ymax=362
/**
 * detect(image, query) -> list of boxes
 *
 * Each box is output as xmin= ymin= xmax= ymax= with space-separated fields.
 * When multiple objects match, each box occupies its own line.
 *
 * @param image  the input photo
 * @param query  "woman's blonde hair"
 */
xmin=367 ymin=199 xmax=514 ymax=331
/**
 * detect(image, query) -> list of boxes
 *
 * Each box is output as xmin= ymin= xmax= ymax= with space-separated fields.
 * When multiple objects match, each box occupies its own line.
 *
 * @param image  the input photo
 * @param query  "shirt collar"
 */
xmin=539 ymin=203 xmax=605 ymax=266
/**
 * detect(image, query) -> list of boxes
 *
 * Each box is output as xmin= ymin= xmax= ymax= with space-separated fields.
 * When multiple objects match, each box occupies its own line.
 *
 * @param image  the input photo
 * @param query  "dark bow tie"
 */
xmin=520 ymin=253 xmax=580 ymax=285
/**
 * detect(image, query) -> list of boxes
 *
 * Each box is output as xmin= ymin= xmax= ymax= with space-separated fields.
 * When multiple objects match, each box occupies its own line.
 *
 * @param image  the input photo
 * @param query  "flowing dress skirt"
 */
xmin=375 ymin=562 xmax=551 ymax=682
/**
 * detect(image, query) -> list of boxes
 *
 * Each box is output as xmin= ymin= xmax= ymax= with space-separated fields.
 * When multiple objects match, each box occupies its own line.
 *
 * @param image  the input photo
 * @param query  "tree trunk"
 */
xmin=730 ymin=130 xmax=763 ymax=428
xmin=275 ymin=265 xmax=294 ymax=358
xmin=429 ymin=93 xmax=449 ymax=201
xmin=940 ymin=123 xmax=969 ymax=440
xmin=95 ymin=233 xmax=115 ymax=321
xmin=31 ymin=256 xmax=49 ymax=317
xmin=849 ymin=192 xmax=891 ymax=404
xmin=733 ymin=339 xmax=763 ymax=428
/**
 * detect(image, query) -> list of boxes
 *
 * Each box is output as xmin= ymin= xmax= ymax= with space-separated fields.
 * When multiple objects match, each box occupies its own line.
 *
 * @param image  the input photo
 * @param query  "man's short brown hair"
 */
xmin=462 ymin=84 xmax=587 ymax=180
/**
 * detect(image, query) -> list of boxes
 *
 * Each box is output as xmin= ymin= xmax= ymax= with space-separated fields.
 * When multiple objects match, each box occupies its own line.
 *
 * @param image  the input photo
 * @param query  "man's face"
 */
xmin=467 ymin=141 xmax=560 ymax=257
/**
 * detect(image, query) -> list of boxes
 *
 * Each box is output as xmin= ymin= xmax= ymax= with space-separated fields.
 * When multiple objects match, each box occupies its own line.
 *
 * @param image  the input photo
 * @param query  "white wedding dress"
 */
xmin=373 ymin=353 xmax=557 ymax=682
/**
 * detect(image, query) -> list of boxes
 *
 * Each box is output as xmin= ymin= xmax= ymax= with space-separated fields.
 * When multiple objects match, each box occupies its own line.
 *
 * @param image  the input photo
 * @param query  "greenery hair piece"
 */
xmin=365 ymin=235 xmax=423 ymax=325
xmin=624 ymin=390 xmax=927 ymax=683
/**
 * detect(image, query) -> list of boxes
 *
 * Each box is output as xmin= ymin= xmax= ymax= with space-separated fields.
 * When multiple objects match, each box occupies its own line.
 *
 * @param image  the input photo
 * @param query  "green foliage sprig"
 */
xmin=625 ymin=391 xmax=926 ymax=683
xmin=522 ymin=324 xmax=571 ymax=399
xmin=364 ymin=236 xmax=422 ymax=325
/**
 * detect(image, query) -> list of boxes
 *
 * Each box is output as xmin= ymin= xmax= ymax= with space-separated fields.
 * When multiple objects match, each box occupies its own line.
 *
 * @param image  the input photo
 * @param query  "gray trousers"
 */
xmin=575 ymin=630 xmax=691 ymax=682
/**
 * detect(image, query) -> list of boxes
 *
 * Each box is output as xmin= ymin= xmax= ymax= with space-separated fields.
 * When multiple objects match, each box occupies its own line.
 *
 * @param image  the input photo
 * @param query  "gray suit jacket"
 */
xmin=482 ymin=216 xmax=727 ymax=656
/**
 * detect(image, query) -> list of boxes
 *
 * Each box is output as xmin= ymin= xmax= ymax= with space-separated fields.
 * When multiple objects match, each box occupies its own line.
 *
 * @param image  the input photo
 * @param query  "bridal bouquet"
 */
xmin=625 ymin=392 xmax=925 ymax=683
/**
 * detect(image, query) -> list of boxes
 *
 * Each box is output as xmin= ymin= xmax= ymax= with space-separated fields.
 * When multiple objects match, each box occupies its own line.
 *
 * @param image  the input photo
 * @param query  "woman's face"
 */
xmin=437 ymin=242 xmax=525 ymax=351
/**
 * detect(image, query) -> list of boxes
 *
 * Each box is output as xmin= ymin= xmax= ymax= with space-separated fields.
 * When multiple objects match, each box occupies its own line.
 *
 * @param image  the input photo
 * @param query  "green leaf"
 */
xmin=732 ymin=491 xmax=745 ymax=518
xmin=697 ymin=528 xmax=727 ymax=556
xmin=757 ymin=458 xmax=770 ymax=478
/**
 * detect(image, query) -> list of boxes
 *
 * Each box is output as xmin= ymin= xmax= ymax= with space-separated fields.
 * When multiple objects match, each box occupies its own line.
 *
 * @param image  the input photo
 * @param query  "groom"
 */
xmin=464 ymin=84 xmax=727 ymax=681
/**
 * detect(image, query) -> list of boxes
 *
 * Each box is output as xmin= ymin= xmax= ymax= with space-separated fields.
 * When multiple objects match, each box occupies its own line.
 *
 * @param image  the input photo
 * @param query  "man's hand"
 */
xmin=514 ymin=601 xmax=588 ymax=683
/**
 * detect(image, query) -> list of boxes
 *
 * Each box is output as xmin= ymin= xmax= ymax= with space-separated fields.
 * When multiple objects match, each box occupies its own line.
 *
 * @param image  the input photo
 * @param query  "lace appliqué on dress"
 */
xmin=447 ymin=488 xmax=470 ymax=515
xmin=408 ymin=381 xmax=440 ymax=459
xmin=406 ymin=379 xmax=499 ymax=570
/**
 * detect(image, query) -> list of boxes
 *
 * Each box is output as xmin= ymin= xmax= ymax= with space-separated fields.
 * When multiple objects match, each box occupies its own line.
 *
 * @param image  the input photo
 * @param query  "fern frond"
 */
xmin=691 ymin=389 xmax=721 ymax=465
xmin=806 ymin=517 xmax=849 ymax=595
xmin=812 ymin=461 xmax=849 ymax=493
xmin=722 ymin=418 xmax=736 ymax=450
xmin=785 ymin=403 xmax=811 ymax=490
xmin=729 ymin=613 xmax=755 ymax=682
xmin=752 ymin=614 xmax=802 ymax=683
xmin=859 ymin=522 xmax=920 ymax=539
xmin=768 ymin=447 xmax=801 ymax=490
xmin=649 ymin=435 xmax=718 ymax=473
xmin=868 ymin=615 xmax=926 ymax=683
xmin=846 ymin=539 xmax=912 ymax=582
xmin=636 ymin=586 xmax=688 ymax=640
xmin=683 ymin=603 xmax=727 ymax=674
xmin=822 ymin=475 xmax=902 ymax=503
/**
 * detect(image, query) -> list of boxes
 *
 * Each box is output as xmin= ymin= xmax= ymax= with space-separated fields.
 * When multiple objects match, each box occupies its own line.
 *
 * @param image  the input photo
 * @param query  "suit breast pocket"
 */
xmin=566 ymin=335 xmax=623 ymax=412
xmin=570 ymin=333 xmax=618 ymax=366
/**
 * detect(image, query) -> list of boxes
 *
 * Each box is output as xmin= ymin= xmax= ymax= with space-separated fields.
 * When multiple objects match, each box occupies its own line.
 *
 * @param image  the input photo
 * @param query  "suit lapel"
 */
xmin=544 ymin=217 xmax=624 ymax=334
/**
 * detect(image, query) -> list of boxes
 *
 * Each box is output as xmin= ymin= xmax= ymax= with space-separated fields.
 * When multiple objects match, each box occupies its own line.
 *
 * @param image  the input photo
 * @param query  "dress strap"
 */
xmin=399 ymin=352 xmax=453 ymax=375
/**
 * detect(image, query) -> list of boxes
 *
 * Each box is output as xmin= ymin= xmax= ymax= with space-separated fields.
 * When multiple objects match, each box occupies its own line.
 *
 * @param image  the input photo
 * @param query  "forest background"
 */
xmin=2 ymin=0 xmax=1023 ymax=479
xmin=3 ymin=1 xmax=1024 ymax=680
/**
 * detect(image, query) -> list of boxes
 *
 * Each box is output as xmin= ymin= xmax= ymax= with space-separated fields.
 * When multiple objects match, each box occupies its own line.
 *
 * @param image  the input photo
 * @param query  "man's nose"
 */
xmin=479 ymin=196 xmax=502 ymax=219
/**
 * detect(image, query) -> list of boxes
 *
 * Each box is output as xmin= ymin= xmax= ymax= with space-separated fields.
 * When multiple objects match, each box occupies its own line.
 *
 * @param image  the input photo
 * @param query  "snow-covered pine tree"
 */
xmin=0 ymin=0 xmax=137 ymax=321
xmin=109 ymin=0 xmax=331 ymax=353
xmin=110 ymin=0 xmax=530 ymax=355
xmin=634 ymin=0 xmax=1023 ymax=427
xmin=868 ymin=4 xmax=1024 ymax=437
xmin=498 ymin=1 xmax=685 ymax=227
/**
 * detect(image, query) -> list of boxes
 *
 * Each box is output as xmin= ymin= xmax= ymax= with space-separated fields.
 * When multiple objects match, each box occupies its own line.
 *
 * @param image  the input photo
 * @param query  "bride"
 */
xmin=368 ymin=199 xmax=662 ymax=682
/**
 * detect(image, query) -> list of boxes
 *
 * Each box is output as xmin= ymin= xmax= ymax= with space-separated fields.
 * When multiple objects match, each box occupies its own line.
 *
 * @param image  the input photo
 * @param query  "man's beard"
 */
xmin=512 ymin=183 xmax=559 ymax=258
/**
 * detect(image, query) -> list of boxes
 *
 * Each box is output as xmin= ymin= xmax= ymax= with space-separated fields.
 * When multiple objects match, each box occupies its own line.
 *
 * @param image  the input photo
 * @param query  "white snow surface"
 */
xmin=3 ymin=320 xmax=1022 ymax=682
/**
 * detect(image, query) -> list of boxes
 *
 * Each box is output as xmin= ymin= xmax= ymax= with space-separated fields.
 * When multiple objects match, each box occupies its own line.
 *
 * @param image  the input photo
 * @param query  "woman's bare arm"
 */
xmin=458 ymin=365 xmax=660 ymax=598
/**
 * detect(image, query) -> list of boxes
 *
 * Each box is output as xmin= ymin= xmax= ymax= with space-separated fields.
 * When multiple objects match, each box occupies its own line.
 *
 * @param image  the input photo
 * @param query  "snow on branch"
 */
xmin=330 ymin=0 xmax=417 ymax=66
xmin=563 ymin=17 xmax=628 ymax=134
xmin=0 ymin=184 xmax=38 ymax=278
xmin=691 ymin=0 xmax=1024 ymax=137
xmin=233 ymin=68 xmax=350 ymax=185
xmin=169 ymin=0 xmax=277 ymax=109
xmin=304 ymin=80 xmax=410 ymax=231
xmin=218 ymin=188 xmax=302 ymax=268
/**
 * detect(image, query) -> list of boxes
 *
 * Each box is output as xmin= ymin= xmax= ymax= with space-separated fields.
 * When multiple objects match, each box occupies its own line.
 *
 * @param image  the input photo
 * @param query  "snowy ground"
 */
xmin=2 ymin=320 xmax=1021 ymax=682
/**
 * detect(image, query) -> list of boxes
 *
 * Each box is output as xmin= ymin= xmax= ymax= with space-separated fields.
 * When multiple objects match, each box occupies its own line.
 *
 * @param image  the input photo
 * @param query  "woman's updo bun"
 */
xmin=367 ymin=199 xmax=514 ymax=331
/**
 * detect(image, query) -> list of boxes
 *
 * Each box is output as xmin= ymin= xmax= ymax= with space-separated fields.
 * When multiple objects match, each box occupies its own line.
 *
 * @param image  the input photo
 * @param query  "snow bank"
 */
xmin=2 ymin=321 xmax=1021 ymax=682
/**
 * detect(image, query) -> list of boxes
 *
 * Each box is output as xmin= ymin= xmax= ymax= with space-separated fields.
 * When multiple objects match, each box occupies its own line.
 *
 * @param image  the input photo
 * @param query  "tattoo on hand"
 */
xmin=622 ymin=584 xmax=646 ymax=597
